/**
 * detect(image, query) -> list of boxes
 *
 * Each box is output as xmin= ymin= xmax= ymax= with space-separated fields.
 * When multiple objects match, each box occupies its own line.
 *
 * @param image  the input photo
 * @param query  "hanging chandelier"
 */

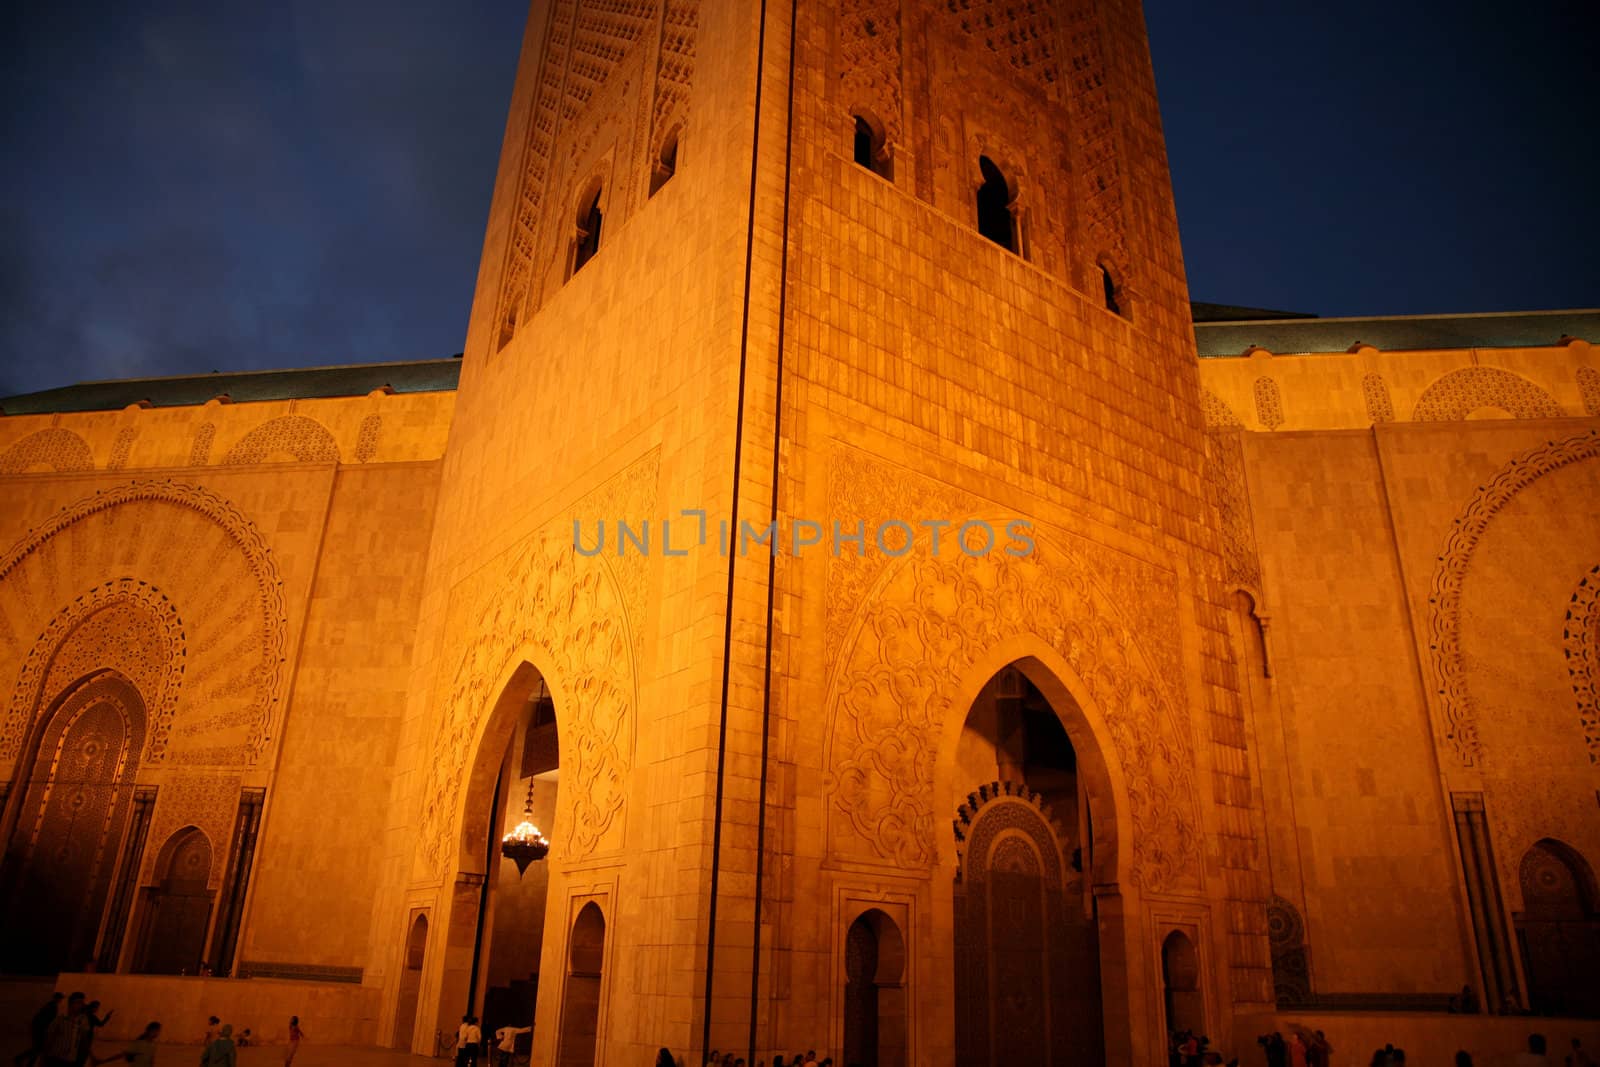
xmin=500 ymin=778 xmax=549 ymax=875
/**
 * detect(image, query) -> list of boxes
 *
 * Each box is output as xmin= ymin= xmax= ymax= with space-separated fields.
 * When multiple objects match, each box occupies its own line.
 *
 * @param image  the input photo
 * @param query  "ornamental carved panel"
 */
xmin=0 ymin=481 xmax=289 ymax=768
xmin=1426 ymin=429 xmax=1600 ymax=766
xmin=417 ymin=450 xmax=658 ymax=875
xmin=823 ymin=454 xmax=1199 ymax=892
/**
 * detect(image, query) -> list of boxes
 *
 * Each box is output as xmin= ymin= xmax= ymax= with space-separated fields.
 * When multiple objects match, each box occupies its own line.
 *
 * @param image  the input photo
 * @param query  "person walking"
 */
xmin=16 ymin=993 xmax=64 ymax=1067
xmin=76 ymin=1004 xmax=113 ymax=1067
xmin=43 ymin=995 xmax=89 ymax=1067
xmin=491 ymin=1024 xmax=528 ymax=1067
xmin=200 ymin=1027 xmax=235 ymax=1067
xmin=283 ymin=1018 xmax=302 ymax=1067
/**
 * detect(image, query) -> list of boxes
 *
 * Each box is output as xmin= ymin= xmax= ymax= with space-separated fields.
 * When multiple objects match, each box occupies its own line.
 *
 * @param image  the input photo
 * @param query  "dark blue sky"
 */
xmin=4 ymin=2 xmax=1596 ymax=397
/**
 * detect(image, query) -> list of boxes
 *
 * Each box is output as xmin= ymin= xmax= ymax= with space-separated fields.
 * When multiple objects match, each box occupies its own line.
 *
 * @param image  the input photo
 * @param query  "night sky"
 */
xmin=4 ymin=1 xmax=1597 ymax=398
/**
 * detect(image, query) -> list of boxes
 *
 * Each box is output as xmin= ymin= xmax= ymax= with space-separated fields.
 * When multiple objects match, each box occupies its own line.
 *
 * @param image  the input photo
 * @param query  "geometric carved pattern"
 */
xmin=951 ymin=780 xmax=1065 ymax=883
xmin=0 ymin=428 xmax=95 ymax=473
xmin=1253 ymin=376 xmax=1284 ymax=430
xmin=1580 ymin=367 xmax=1600 ymax=417
xmin=1412 ymin=366 xmax=1566 ymax=422
xmin=496 ymin=1 xmax=667 ymax=347
xmin=142 ymin=774 xmax=242 ymax=891
xmin=221 ymin=415 xmax=339 ymax=465
xmin=1 ymin=579 xmax=184 ymax=763
xmin=190 ymin=423 xmax=216 ymax=466
xmin=840 ymin=0 xmax=904 ymax=148
xmin=108 ymin=428 xmax=138 ymax=471
xmin=1426 ymin=429 xmax=1600 ymax=766
xmin=417 ymin=452 xmax=660 ymax=874
xmin=1201 ymin=389 xmax=1244 ymax=429
xmin=0 ymin=481 xmax=289 ymax=766
xmin=1362 ymin=373 xmax=1394 ymax=424
xmin=1059 ymin=0 xmax=1124 ymax=278
xmin=827 ymin=530 xmax=1199 ymax=891
xmin=354 ymin=414 xmax=381 ymax=463
xmin=1564 ymin=565 xmax=1600 ymax=763
xmin=938 ymin=0 xmax=1059 ymax=90
xmin=652 ymin=0 xmax=698 ymax=158
xmin=1205 ymin=429 xmax=1260 ymax=589
xmin=1266 ymin=895 xmax=1311 ymax=1007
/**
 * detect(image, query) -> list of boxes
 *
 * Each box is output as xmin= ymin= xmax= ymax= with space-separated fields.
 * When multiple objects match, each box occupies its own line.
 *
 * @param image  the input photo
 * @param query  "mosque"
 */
xmin=1 ymin=1 xmax=1597 ymax=1063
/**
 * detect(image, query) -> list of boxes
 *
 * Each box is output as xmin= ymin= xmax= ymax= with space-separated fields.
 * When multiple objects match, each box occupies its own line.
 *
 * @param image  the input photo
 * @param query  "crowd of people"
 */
xmin=11 ymin=994 xmax=303 ymax=1067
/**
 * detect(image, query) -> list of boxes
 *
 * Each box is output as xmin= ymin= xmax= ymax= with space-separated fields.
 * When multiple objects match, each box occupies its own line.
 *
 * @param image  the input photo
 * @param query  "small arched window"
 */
xmin=649 ymin=129 xmax=679 ymax=197
xmin=976 ymin=155 xmax=1015 ymax=252
xmin=1101 ymin=263 xmax=1123 ymax=316
xmin=572 ymin=186 xmax=603 ymax=276
xmin=852 ymin=115 xmax=890 ymax=179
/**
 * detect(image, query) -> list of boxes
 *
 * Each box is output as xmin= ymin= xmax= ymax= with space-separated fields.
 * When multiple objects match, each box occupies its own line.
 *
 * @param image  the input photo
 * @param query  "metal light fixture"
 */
xmin=501 ymin=778 xmax=549 ymax=875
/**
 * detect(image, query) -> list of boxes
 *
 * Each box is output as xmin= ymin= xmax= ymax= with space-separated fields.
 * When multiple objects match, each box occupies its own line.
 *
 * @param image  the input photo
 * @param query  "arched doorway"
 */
xmin=557 ymin=902 xmax=605 ymax=1067
xmin=134 ymin=826 xmax=215 ymax=974
xmin=0 ymin=670 xmax=147 ymax=974
xmin=480 ymin=674 xmax=559 ymax=1041
xmin=844 ymin=909 xmax=907 ymax=1067
xmin=952 ymin=664 xmax=1107 ymax=1067
xmin=1516 ymin=838 xmax=1600 ymax=1017
xmin=1161 ymin=931 xmax=1203 ymax=1038
xmin=393 ymin=913 xmax=429 ymax=1048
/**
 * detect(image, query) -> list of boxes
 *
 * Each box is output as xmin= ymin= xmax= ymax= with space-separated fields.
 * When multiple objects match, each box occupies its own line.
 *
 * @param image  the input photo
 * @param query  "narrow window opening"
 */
xmin=976 ymin=155 xmax=1015 ymax=252
xmin=649 ymin=131 xmax=678 ymax=197
xmin=854 ymin=117 xmax=875 ymax=169
xmin=572 ymin=188 xmax=603 ymax=275
xmin=852 ymin=115 xmax=892 ymax=180
xmin=1101 ymin=264 xmax=1122 ymax=316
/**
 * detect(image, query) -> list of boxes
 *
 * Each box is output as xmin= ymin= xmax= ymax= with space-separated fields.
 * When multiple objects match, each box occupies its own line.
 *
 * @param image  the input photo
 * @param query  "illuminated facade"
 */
xmin=1 ymin=2 xmax=1597 ymax=1063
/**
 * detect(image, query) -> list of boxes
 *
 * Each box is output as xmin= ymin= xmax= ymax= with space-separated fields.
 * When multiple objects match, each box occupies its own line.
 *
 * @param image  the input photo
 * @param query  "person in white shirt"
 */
xmin=492 ymin=1025 xmax=530 ymax=1067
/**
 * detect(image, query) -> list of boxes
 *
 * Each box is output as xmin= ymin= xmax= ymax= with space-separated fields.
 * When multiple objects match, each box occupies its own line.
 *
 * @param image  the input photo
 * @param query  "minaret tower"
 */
xmin=388 ymin=3 xmax=1270 ymax=1065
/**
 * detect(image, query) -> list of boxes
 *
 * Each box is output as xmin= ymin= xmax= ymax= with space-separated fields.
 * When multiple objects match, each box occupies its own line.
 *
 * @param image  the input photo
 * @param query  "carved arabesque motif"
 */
xmin=1204 ymin=429 xmax=1260 ymax=589
xmin=1412 ymin=366 xmax=1566 ymax=422
xmin=141 ymin=774 xmax=242 ymax=891
xmin=190 ymin=424 xmax=216 ymax=466
xmin=1267 ymin=895 xmax=1311 ymax=1006
xmin=2 ymin=580 xmax=184 ymax=763
xmin=826 ymin=533 xmax=1199 ymax=891
xmin=1362 ymin=373 xmax=1394 ymax=424
xmin=1579 ymin=367 xmax=1600 ymax=417
xmin=840 ymin=0 xmax=904 ymax=149
xmin=1426 ymin=429 xmax=1600 ymax=766
xmin=108 ymin=429 xmax=138 ymax=471
xmin=355 ymin=415 xmax=382 ymax=463
xmin=0 ymin=481 xmax=288 ymax=767
xmin=1201 ymin=389 xmax=1243 ymax=429
xmin=939 ymin=0 xmax=1059 ymax=91
xmin=221 ymin=415 xmax=340 ymax=465
xmin=1253 ymin=376 xmax=1284 ymax=430
xmin=417 ymin=453 xmax=658 ymax=874
xmin=0 ymin=429 xmax=95 ymax=473
xmin=1564 ymin=564 xmax=1600 ymax=763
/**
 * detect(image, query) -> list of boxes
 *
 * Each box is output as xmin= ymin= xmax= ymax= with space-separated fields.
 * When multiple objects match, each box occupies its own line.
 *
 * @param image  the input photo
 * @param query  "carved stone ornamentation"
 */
xmin=1201 ymin=389 xmax=1243 ymax=429
xmin=1426 ymin=429 xmax=1600 ymax=765
xmin=0 ymin=481 xmax=289 ymax=767
xmin=1564 ymin=564 xmax=1600 ymax=763
xmin=1204 ymin=429 xmax=1261 ymax=589
xmin=2 ymin=580 xmax=184 ymax=764
xmin=0 ymin=428 xmax=95 ymax=473
xmin=221 ymin=415 xmax=340 ymax=465
xmin=354 ymin=414 xmax=382 ymax=463
xmin=824 ymin=498 xmax=1199 ymax=890
xmin=1253 ymin=376 xmax=1284 ymax=430
xmin=1411 ymin=366 xmax=1565 ymax=422
xmin=141 ymin=773 xmax=244 ymax=890
xmin=417 ymin=452 xmax=658 ymax=875
xmin=1362 ymin=373 xmax=1394 ymax=424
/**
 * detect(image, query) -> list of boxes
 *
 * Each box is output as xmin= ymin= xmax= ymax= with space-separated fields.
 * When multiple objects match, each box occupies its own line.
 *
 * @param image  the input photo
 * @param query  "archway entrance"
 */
xmin=952 ymin=664 xmax=1106 ymax=1067
xmin=844 ymin=908 xmax=907 ymax=1067
xmin=451 ymin=665 xmax=560 ymax=1055
xmin=134 ymin=826 xmax=215 ymax=974
xmin=1516 ymin=838 xmax=1600 ymax=1017
xmin=393 ymin=914 xmax=429 ymax=1048
xmin=0 ymin=670 xmax=147 ymax=975
xmin=556 ymin=902 xmax=604 ymax=1067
